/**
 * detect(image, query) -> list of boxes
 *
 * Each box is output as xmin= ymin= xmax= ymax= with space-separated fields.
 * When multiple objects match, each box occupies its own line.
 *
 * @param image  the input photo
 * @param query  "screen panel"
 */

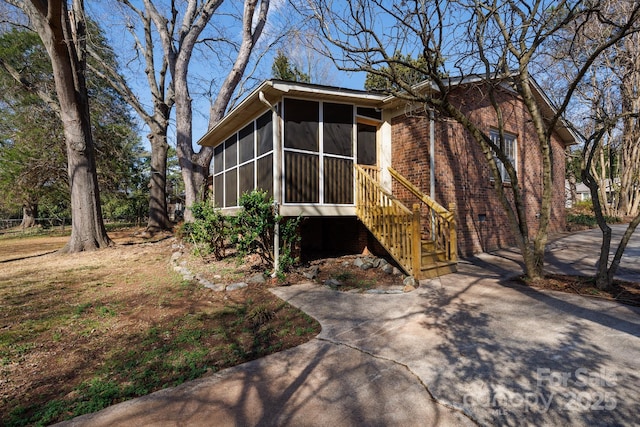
xmin=238 ymin=122 xmax=254 ymax=164
xmin=225 ymin=168 xmax=237 ymax=207
xmin=224 ymin=135 xmax=238 ymax=169
xmin=256 ymin=154 xmax=273 ymax=198
xmin=257 ymin=111 xmax=273 ymax=156
xmin=284 ymin=151 xmax=319 ymax=203
xmin=324 ymin=157 xmax=353 ymax=204
xmin=284 ymin=98 xmax=319 ymax=152
xmin=357 ymin=122 xmax=377 ymax=166
xmin=323 ymin=102 xmax=353 ymax=156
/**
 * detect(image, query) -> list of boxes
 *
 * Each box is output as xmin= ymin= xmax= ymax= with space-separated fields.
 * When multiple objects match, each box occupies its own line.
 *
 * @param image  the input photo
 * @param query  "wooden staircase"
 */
xmin=355 ymin=165 xmax=457 ymax=279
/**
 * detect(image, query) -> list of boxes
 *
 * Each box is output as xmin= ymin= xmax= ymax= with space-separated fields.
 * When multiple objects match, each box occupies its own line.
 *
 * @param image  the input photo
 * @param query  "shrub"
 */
xmin=179 ymin=202 xmax=228 ymax=259
xmin=567 ymin=213 xmax=597 ymax=227
xmin=567 ymin=213 xmax=622 ymax=228
xmin=573 ymin=199 xmax=593 ymax=213
xmin=231 ymin=190 xmax=301 ymax=273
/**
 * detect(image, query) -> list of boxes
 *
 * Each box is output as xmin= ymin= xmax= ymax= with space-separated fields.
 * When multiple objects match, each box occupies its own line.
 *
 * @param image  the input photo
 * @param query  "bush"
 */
xmin=571 ymin=199 xmax=593 ymax=214
xmin=567 ymin=213 xmax=597 ymax=227
xmin=231 ymin=190 xmax=301 ymax=273
xmin=179 ymin=202 xmax=228 ymax=259
xmin=567 ymin=213 xmax=622 ymax=228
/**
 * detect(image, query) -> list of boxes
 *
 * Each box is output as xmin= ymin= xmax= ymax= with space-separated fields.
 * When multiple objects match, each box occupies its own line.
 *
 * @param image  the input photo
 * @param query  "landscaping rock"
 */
xmin=360 ymin=262 xmax=373 ymax=271
xmin=353 ymin=258 xmax=365 ymax=268
xmin=372 ymin=258 xmax=382 ymax=268
xmin=403 ymin=284 xmax=416 ymax=292
xmin=403 ymin=276 xmax=418 ymax=288
xmin=303 ymin=266 xmax=320 ymax=280
xmin=392 ymin=267 xmax=403 ymax=276
xmin=226 ymin=282 xmax=248 ymax=292
xmin=173 ymin=265 xmax=189 ymax=275
xmin=170 ymin=252 xmax=182 ymax=263
xmin=381 ymin=263 xmax=394 ymax=274
xmin=324 ymin=278 xmax=343 ymax=288
xmin=247 ymin=273 xmax=266 ymax=284
xmin=204 ymin=282 xmax=225 ymax=292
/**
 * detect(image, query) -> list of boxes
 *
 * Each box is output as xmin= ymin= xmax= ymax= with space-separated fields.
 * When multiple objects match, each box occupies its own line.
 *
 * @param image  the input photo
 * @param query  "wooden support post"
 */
xmin=448 ymin=202 xmax=457 ymax=262
xmin=411 ymin=203 xmax=422 ymax=278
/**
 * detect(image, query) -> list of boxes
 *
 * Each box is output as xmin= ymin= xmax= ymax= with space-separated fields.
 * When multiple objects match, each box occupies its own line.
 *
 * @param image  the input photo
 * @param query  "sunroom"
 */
xmin=199 ymin=80 xmax=390 ymax=217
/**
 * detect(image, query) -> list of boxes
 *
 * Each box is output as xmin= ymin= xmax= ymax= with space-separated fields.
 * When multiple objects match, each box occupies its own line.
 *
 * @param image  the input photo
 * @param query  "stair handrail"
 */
xmin=388 ymin=167 xmax=452 ymax=220
xmin=355 ymin=164 xmax=419 ymax=276
xmin=387 ymin=167 xmax=457 ymax=262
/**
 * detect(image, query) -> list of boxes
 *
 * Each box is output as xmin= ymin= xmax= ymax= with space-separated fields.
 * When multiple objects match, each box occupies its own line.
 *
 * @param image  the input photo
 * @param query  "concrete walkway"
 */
xmin=59 ymin=227 xmax=640 ymax=426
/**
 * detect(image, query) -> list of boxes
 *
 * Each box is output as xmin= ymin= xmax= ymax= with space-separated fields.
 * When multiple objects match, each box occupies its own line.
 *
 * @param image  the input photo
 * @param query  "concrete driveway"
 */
xmin=60 ymin=227 xmax=640 ymax=426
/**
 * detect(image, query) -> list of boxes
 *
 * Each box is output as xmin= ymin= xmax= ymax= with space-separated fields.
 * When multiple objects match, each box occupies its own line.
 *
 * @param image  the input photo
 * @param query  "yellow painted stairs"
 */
xmin=355 ymin=165 xmax=457 ymax=280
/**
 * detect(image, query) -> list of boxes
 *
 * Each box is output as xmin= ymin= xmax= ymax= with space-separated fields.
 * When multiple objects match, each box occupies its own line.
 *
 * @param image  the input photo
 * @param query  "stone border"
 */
xmin=300 ymin=255 xmax=419 ymax=293
xmin=171 ymin=240 xmax=418 ymax=294
xmin=169 ymin=239 xmax=264 ymax=292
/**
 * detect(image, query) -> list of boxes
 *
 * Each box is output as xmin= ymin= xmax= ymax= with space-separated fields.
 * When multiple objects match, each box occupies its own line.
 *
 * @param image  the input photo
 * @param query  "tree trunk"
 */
xmin=64 ymin=140 xmax=112 ymax=251
xmin=146 ymin=130 xmax=172 ymax=232
xmin=21 ymin=202 xmax=37 ymax=228
xmin=173 ymin=47 xmax=213 ymax=222
xmin=22 ymin=0 xmax=112 ymax=252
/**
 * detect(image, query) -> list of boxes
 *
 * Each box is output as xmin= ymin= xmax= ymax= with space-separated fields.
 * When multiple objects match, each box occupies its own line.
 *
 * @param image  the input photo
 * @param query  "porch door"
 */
xmin=357 ymin=122 xmax=378 ymax=166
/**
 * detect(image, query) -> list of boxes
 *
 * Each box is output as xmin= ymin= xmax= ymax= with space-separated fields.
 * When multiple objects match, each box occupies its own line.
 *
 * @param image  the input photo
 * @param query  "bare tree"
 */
xmin=547 ymin=0 xmax=640 ymax=289
xmin=8 ymin=0 xmax=112 ymax=252
xmin=89 ymin=2 xmax=174 ymax=232
xmin=136 ymin=0 xmax=270 ymax=222
xmin=306 ymin=0 xmax=640 ymax=280
xmin=578 ymin=115 xmax=640 ymax=289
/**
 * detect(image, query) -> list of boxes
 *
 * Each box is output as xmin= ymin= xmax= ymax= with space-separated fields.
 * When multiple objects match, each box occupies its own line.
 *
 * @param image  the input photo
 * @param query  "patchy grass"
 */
xmin=0 ymin=229 xmax=319 ymax=426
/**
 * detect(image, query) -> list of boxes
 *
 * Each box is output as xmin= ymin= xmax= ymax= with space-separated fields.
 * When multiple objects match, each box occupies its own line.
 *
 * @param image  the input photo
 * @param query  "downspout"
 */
xmin=259 ymin=91 xmax=280 ymax=276
xmin=430 ymin=109 xmax=435 ymax=200
xmin=430 ymin=110 xmax=436 ymax=237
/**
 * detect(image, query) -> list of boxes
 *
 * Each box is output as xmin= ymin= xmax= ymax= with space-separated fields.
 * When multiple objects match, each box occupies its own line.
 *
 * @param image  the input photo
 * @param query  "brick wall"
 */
xmin=390 ymin=84 xmax=567 ymax=256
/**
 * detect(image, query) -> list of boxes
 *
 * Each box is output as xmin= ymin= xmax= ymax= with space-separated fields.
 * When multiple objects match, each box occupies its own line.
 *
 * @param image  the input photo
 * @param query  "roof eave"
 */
xmin=198 ymin=80 xmax=387 ymax=148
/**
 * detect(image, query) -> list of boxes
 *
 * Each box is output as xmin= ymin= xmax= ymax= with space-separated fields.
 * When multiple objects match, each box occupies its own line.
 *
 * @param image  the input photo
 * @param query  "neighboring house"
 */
xmin=565 ymin=181 xmax=591 ymax=208
xmin=565 ymin=179 xmax=617 ymax=208
xmin=198 ymin=78 xmax=576 ymax=278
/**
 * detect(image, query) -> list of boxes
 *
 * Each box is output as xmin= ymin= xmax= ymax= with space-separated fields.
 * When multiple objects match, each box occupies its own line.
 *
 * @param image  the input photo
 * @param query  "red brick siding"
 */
xmin=391 ymin=85 xmax=567 ymax=256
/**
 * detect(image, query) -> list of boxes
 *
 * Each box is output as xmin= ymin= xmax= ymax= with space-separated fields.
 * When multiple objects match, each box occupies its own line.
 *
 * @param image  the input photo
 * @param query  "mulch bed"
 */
xmin=515 ymin=274 xmax=640 ymax=307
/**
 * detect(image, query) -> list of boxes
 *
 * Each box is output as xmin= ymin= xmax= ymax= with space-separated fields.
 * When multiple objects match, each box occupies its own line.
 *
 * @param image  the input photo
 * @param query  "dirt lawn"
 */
xmin=0 ymin=229 xmax=320 ymax=426
xmin=3 ymin=228 xmax=638 ymax=425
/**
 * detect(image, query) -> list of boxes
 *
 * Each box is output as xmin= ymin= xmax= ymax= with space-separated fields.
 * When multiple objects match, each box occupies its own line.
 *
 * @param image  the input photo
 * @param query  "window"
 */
xmin=490 ymin=129 xmax=517 ymax=182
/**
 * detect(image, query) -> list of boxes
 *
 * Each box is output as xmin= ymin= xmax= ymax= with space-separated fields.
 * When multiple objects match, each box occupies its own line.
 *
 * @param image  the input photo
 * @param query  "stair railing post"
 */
xmin=411 ymin=203 xmax=421 ymax=278
xmin=448 ymin=202 xmax=457 ymax=262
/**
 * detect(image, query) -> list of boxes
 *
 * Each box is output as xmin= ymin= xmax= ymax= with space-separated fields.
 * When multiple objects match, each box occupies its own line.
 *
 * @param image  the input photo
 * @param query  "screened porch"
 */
xmin=210 ymin=94 xmax=383 ymax=217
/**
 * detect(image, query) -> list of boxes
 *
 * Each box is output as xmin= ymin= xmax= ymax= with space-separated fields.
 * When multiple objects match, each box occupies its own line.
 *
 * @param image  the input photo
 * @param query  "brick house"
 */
xmin=198 ymin=78 xmax=576 ymax=278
